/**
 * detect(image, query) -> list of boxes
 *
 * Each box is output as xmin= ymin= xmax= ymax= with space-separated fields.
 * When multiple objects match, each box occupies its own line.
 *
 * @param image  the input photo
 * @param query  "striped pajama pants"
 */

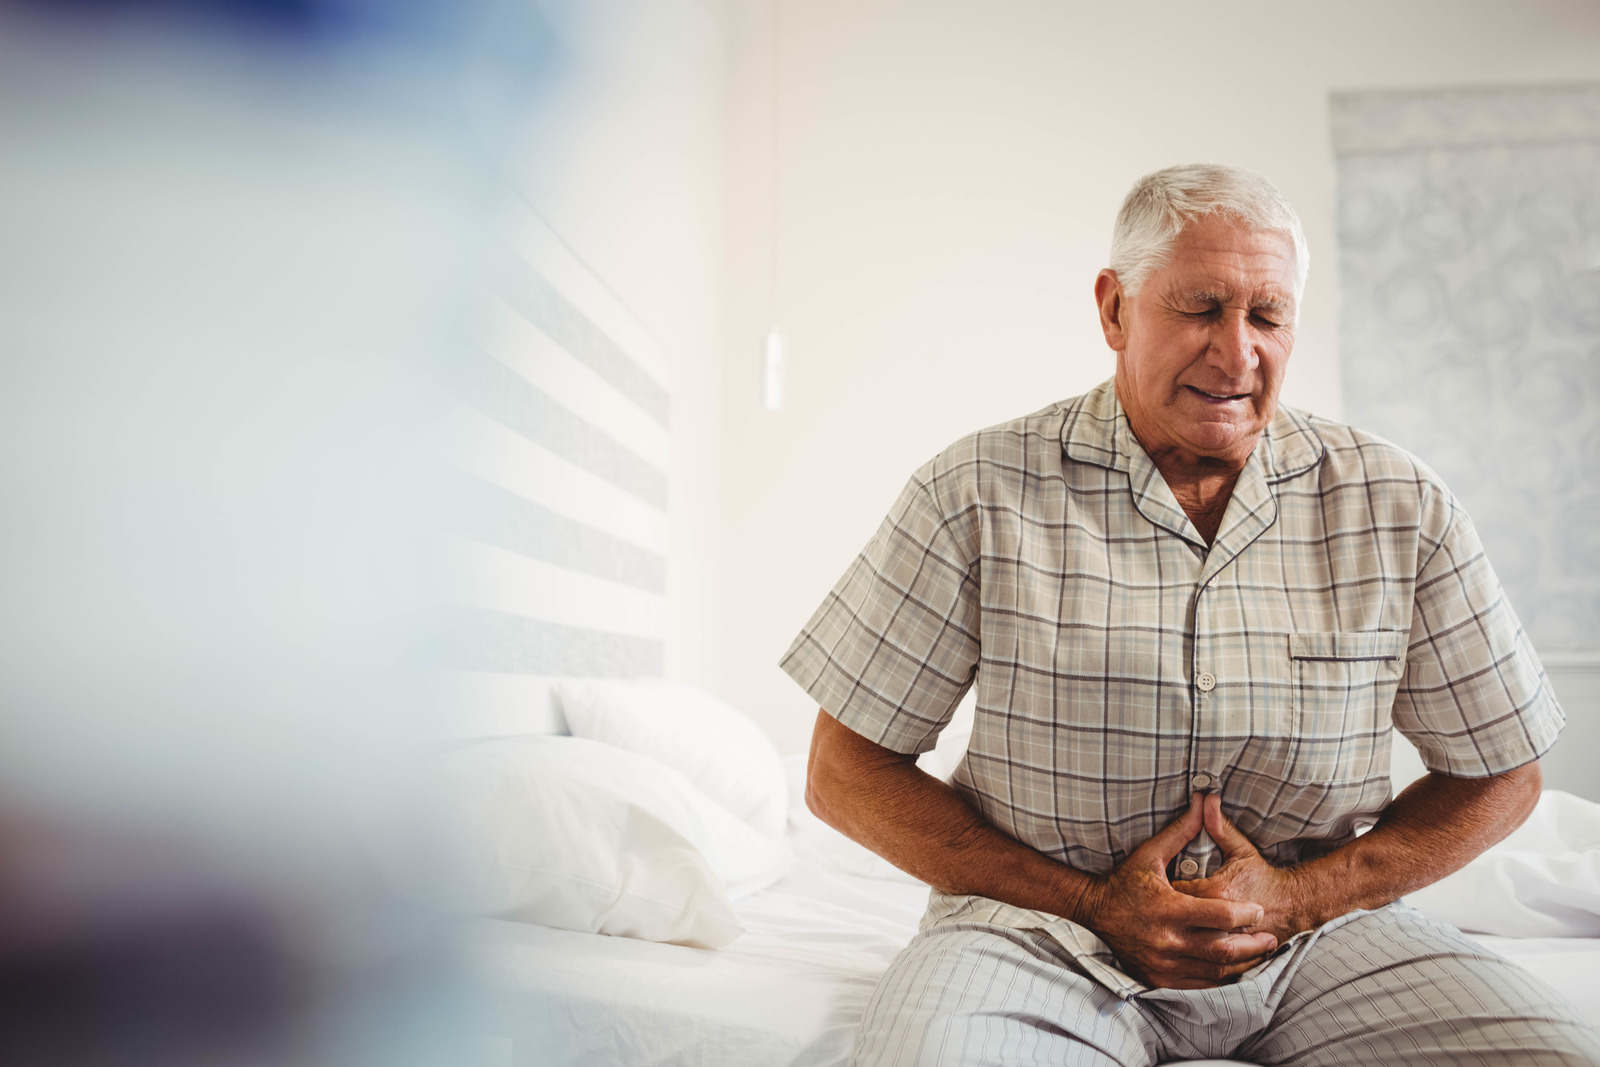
xmin=853 ymin=899 xmax=1600 ymax=1066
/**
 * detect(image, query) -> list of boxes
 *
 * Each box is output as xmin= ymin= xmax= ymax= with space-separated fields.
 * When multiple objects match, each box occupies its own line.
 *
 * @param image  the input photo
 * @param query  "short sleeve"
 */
xmin=1392 ymin=498 xmax=1565 ymax=777
xmin=778 ymin=474 xmax=981 ymax=754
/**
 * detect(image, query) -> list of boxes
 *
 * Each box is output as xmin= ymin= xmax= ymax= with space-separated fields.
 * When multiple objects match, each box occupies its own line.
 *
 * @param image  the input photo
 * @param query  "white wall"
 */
xmin=510 ymin=0 xmax=731 ymax=689
xmin=721 ymin=0 xmax=1600 ymax=754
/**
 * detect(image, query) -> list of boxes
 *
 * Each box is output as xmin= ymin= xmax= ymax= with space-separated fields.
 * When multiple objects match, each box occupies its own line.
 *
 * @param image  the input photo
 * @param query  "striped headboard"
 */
xmin=432 ymin=202 xmax=670 ymax=738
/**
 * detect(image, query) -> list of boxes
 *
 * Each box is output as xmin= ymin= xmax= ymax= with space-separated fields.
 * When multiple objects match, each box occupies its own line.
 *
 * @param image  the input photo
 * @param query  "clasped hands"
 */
xmin=1076 ymin=793 xmax=1311 ymax=990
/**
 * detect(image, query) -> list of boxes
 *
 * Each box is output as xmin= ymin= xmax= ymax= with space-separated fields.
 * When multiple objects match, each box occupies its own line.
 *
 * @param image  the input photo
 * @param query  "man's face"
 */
xmin=1097 ymin=217 xmax=1298 ymax=471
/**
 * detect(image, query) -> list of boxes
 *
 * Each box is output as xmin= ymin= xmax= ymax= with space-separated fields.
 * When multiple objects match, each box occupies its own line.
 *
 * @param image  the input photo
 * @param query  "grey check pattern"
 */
xmin=780 ymin=379 xmax=1564 ymax=886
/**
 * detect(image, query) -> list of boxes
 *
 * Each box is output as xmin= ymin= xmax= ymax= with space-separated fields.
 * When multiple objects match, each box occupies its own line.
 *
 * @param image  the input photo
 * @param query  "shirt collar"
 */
xmin=1060 ymin=379 xmax=1326 ymax=557
xmin=1059 ymin=378 xmax=1325 ymax=486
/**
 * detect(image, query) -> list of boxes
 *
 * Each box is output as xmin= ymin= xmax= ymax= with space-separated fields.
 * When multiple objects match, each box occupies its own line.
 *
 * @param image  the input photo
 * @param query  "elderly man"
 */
xmin=779 ymin=164 xmax=1600 ymax=1066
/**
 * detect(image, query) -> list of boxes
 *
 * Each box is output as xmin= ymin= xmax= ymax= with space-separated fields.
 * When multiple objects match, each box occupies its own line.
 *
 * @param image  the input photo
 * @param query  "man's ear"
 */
xmin=1095 ymin=269 xmax=1128 ymax=352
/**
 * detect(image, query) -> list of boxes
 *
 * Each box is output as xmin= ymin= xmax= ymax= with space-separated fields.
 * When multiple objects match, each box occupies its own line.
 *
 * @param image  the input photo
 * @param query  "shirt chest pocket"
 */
xmin=1285 ymin=631 xmax=1409 ymax=784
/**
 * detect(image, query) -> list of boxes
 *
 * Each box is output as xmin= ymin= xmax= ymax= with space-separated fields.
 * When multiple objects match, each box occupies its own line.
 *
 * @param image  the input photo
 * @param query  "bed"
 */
xmin=465 ymin=876 xmax=1600 ymax=1067
xmin=407 ymin=675 xmax=1600 ymax=1067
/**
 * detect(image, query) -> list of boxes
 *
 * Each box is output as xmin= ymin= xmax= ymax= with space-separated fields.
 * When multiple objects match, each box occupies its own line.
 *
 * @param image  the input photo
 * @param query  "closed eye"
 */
xmin=1252 ymin=301 xmax=1293 ymax=327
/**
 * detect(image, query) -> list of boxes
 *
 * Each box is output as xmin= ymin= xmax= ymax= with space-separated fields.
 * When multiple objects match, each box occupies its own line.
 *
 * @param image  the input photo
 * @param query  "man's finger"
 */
xmin=1178 ymin=929 xmax=1278 ymax=965
xmin=1171 ymin=874 xmax=1232 ymax=899
xmin=1202 ymin=793 xmax=1259 ymax=860
xmin=1173 ymin=890 xmax=1264 ymax=932
xmin=1150 ymin=947 xmax=1276 ymax=990
xmin=1166 ymin=954 xmax=1275 ymax=988
xmin=1137 ymin=793 xmax=1204 ymax=865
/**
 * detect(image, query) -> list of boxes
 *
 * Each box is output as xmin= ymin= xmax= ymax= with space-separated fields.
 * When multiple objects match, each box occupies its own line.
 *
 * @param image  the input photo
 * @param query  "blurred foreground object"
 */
xmin=0 ymin=0 xmax=553 ymax=1061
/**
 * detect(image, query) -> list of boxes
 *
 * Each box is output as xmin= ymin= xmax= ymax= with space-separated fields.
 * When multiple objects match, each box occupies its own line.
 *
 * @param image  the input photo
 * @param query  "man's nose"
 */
xmin=1207 ymin=312 xmax=1258 ymax=377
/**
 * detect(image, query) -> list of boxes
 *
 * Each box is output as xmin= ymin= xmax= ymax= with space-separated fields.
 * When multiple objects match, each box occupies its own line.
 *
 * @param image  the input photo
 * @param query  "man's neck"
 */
xmin=1141 ymin=444 xmax=1254 ymax=546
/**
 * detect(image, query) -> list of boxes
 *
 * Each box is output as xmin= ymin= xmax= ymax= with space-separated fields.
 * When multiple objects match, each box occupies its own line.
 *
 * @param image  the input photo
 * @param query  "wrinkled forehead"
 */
xmin=1160 ymin=221 xmax=1300 ymax=304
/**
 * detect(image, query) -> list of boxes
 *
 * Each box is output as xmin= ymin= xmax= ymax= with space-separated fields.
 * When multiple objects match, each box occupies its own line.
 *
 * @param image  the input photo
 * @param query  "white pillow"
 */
xmin=370 ymin=736 xmax=789 ymax=948
xmin=555 ymin=679 xmax=789 ymax=840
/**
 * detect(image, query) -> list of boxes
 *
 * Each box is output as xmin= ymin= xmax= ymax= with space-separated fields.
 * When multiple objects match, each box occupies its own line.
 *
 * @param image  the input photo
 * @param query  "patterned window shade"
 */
xmin=1333 ymin=84 xmax=1600 ymax=657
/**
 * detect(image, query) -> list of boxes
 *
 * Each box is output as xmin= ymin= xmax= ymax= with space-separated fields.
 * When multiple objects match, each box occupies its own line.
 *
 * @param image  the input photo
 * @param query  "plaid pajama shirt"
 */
xmin=779 ymin=380 xmax=1589 ymax=1064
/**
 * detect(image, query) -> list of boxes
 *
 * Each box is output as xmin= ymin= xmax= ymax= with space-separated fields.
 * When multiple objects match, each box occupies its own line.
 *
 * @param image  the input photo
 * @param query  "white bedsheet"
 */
xmin=464 ymin=858 xmax=1600 ymax=1066
xmin=464 ymin=862 xmax=928 ymax=1066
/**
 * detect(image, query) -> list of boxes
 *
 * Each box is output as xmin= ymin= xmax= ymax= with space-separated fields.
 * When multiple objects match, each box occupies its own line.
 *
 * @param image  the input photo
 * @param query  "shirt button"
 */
xmin=1178 ymin=858 xmax=1200 ymax=877
xmin=1191 ymin=772 xmax=1213 ymax=790
xmin=1195 ymin=672 xmax=1217 ymax=692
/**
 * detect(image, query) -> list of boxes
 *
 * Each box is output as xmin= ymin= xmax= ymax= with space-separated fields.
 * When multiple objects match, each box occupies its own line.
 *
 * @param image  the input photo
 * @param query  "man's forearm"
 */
xmin=805 ymin=710 xmax=1094 ymax=919
xmin=1279 ymin=763 xmax=1542 ymax=932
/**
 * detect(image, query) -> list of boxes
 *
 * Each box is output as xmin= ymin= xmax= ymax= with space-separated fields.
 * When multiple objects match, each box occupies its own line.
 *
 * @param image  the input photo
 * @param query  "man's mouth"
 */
xmin=1185 ymin=385 xmax=1250 ymax=402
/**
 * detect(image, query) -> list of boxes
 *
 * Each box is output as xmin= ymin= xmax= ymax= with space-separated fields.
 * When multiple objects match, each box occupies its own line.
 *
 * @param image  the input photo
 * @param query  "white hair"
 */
xmin=1108 ymin=163 xmax=1309 ymax=299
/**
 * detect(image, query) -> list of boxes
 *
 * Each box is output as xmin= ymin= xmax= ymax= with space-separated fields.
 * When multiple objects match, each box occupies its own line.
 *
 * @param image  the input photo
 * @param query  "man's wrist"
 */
xmin=1280 ymin=853 xmax=1364 ymax=934
xmin=1064 ymin=870 xmax=1104 ymax=930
